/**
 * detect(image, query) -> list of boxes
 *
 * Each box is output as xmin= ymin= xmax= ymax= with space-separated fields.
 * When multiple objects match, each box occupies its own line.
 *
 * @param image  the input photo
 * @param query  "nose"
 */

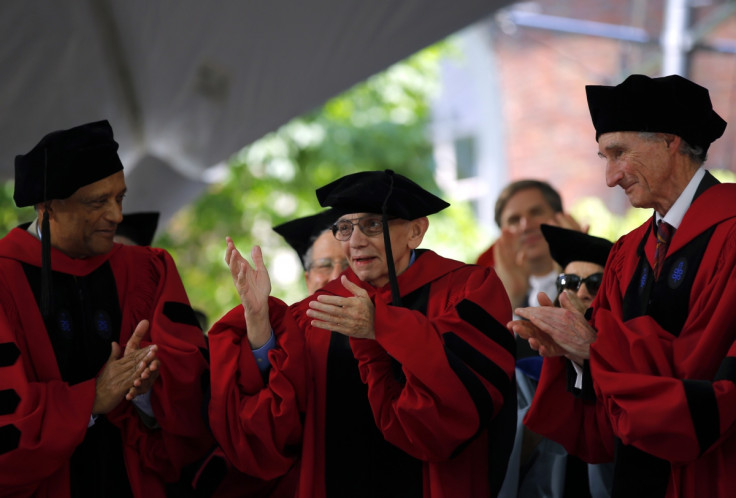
xmin=605 ymin=160 xmax=623 ymax=188
xmin=349 ymin=227 xmax=368 ymax=247
xmin=109 ymin=200 xmax=124 ymax=224
xmin=577 ymin=282 xmax=594 ymax=301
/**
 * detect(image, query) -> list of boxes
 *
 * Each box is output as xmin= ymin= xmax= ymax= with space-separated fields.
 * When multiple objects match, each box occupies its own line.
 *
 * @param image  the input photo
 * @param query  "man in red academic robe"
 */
xmin=508 ymin=74 xmax=736 ymax=497
xmin=208 ymin=170 xmax=517 ymax=497
xmin=0 ymin=120 xmax=212 ymax=497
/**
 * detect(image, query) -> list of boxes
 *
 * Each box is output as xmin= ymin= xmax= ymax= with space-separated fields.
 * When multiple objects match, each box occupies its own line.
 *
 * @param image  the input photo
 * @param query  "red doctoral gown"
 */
xmin=0 ymin=227 xmax=213 ymax=498
xmin=525 ymin=181 xmax=736 ymax=497
xmin=208 ymin=249 xmax=517 ymax=497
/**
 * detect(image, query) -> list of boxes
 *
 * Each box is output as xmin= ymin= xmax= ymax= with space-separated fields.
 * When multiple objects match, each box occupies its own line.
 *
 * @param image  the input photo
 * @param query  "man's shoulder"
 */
xmin=109 ymin=243 xmax=178 ymax=275
xmin=413 ymin=250 xmax=490 ymax=286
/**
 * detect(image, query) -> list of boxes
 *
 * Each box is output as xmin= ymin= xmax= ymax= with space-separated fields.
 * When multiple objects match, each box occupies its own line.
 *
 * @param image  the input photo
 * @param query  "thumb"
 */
xmin=125 ymin=319 xmax=149 ymax=355
xmin=341 ymin=275 xmax=368 ymax=297
xmin=538 ymin=291 xmax=555 ymax=307
xmin=558 ymin=291 xmax=579 ymax=313
xmin=109 ymin=341 xmax=122 ymax=361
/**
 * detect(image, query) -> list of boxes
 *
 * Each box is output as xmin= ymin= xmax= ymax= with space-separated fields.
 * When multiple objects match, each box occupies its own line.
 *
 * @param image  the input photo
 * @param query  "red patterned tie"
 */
xmin=653 ymin=221 xmax=674 ymax=279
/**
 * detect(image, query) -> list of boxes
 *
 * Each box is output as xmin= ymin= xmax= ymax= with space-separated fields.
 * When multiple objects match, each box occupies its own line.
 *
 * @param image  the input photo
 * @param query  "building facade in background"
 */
xmin=432 ymin=0 xmax=736 ymax=240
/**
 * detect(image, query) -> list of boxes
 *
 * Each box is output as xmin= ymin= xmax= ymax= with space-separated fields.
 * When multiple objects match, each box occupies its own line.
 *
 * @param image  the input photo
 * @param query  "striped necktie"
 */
xmin=653 ymin=221 xmax=674 ymax=279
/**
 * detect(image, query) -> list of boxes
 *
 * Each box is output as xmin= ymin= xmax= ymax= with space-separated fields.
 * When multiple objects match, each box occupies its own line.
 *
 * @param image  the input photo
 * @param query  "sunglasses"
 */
xmin=555 ymin=272 xmax=604 ymax=295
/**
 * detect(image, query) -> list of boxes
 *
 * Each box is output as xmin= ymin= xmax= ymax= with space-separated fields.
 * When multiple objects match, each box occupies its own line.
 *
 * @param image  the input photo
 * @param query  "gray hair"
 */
xmin=638 ymin=132 xmax=707 ymax=165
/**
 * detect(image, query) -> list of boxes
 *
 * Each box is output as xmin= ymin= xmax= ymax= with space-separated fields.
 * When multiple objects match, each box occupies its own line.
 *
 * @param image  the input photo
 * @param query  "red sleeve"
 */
xmin=0 ymin=265 xmax=97 ymax=492
xmin=107 ymin=248 xmax=214 ymax=480
xmin=350 ymin=266 xmax=516 ymax=461
xmin=207 ymin=298 xmax=306 ymax=480
xmin=585 ymin=221 xmax=736 ymax=464
xmin=523 ymin=357 xmax=616 ymax=463
xmin=475 ymin=242 xmax=495 ymax=268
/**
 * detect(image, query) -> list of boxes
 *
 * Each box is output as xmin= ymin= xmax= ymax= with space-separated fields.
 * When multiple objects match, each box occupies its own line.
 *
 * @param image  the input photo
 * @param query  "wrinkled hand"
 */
xmin=510 ymin=291 xmax=596 ymax=364
xmin=492 ymin=228 xmax=530 ymax=309
xmin=93 ymin=334 xmax=158 ymax=415
xmin=508 ymin=292 xmax=566 ymax=357
xmin=307 ymin=276 xmax=375 ymax=339
xmin=547 ymin=212 xmax=589 ymax=234
xmin=123 ymin=320 xmax=160 ymax=401
xmin=225 ymin=237 xmax=272 ymax=348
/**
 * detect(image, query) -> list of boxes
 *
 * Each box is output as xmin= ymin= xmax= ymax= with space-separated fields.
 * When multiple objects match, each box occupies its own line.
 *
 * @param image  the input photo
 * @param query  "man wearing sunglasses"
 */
xmin=509 ymin=74 xmax=736 ymax=497
xmin=208 ymin=169 xmax=517 ymax=497
xmin=543 ymin=224 xmax=612 ymax=314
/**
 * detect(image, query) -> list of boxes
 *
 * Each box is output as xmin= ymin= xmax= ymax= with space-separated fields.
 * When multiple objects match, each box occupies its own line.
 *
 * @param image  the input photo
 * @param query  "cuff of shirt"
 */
xmin=566 ymin=359 xmax=595 ymax=400
xmin=131 ymin=390 xmax=155 ymax=417
xmin=252 ymin=330 xmax=276 ymax=373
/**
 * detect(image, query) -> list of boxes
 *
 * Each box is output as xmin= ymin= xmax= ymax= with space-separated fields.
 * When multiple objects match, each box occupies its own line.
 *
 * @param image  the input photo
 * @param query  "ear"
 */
xmin=35 ymin=201 xmax=52 ymax=218
xmin=662 ymin=133 xmax=680 ymax=151
xmin=407 ymin=217 xmax=429 ymax=250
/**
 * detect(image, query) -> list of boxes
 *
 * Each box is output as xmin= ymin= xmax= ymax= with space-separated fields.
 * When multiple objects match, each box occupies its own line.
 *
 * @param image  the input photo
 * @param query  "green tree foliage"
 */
xmin=0 ymin=181 xmax=34 ymax=232
xmin=156 ymin=44 xmax=473 ymax=319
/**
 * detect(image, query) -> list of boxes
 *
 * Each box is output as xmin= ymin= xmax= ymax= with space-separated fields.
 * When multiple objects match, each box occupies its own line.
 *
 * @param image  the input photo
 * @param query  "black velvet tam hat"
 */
xmin=315 ymin=169 xmax=449 ymax=219
xmin=116 ymin=212 xmax=160 ymax=246
xmin=273 ymin=208 xmax=338 ymax=269
xmin=541 ymin=224 xmax=613 ymax=270
xmin=586 ymin=74 xmax=727 ymax=153
xmin=14 ymin=120 xmax=124 ymax=207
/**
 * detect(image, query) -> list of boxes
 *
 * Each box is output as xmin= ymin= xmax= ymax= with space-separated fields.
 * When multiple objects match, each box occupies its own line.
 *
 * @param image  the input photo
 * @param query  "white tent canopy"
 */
xmin=1 ymin=0 xmax=508 ymax=223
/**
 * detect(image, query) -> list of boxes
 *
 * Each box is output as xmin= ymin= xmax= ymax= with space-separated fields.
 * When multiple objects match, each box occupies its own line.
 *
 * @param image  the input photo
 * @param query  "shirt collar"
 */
xmin=657 ymin=167 xmax=705 ymax=229
xmin=28 ymin=217 xmax=42 ymax=240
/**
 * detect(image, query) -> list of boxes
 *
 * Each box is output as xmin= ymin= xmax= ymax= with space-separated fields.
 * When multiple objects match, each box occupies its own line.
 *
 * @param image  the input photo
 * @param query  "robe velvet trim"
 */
xmin=524 ymin=180 xmax=736 ymax=498
xmin=208 ymin=249 xmax=517 ymax=497
xmin=0 ymin=227 xmax=213 ymax=498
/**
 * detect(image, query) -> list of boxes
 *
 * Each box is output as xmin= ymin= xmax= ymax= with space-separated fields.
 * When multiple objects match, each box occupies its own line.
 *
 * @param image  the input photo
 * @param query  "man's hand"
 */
xmin=225 ymin=237 xmax=272 ymax=348
xmin=93 ymin=337 xmax=158 ymax=415
xmin=547 ymin=212 xmax=589 ymax=234
xmin=511 ymin=291 xmax=596 ymax=364
xmin=492 ymin=228 xmax=530 ymax=309
xmin=307 ymin=276 xmax=376 ymax=339
xmin=123 ymin=320 xmax=160 ymax=401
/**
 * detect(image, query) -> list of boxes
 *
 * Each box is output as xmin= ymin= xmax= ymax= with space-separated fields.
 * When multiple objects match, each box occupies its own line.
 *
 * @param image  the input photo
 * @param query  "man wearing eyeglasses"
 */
xmin=509 ymin=74 xmax=736 ymax=497
xmin=273 ymin=208 xmax=348 ymax=296
xmin=208 ymin=169 xmax=517 ymax=497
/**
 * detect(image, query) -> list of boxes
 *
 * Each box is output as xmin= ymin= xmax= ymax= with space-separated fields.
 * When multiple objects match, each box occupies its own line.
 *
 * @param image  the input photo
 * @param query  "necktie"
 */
xmin=653 ymin=221 xmax=674 ymax=279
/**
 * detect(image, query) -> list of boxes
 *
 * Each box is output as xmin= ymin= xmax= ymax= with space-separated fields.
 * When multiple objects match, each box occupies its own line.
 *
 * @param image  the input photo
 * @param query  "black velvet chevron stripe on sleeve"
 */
xmin=163 ymin=301 xmax=202 ymax=328
xmin=714 ymin=356 xmax=736 ymax=384
xmin=454 ymin=299 xmax=516 ymax=357
xmin=444 ymin=332 xmax=512 ymax=397
xmin=442 ymin=342 xmax=494 ymax=458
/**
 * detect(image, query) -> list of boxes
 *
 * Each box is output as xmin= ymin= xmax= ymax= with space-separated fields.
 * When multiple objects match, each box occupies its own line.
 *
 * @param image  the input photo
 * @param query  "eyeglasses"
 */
xmin=555 ymin=272 xmax=604 ymax=295
xmin=307 ymin=257 xmax=349 ymax=274
xmin=331 ymin=215 xmax=395 ymax=241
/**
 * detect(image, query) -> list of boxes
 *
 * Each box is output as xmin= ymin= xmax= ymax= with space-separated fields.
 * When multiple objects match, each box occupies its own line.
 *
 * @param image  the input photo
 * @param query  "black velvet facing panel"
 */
xmin=683 ymin=379 xmax=720 ymax=454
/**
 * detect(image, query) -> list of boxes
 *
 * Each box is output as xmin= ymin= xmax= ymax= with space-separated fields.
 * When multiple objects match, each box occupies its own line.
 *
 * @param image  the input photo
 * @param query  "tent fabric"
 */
xmin=1 ymin=0 xmax=508 ymax=224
